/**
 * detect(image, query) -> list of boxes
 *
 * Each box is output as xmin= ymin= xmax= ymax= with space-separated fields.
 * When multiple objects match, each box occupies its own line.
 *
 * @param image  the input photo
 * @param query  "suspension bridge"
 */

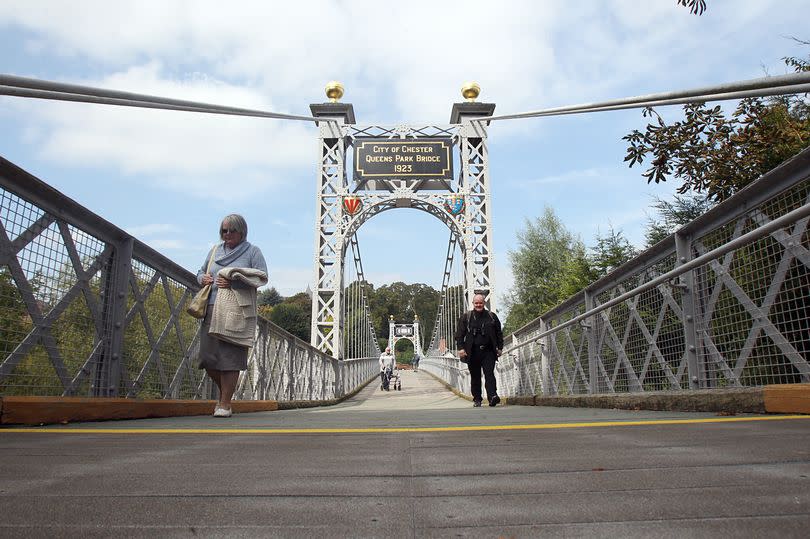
xmin=1 ymin=72 xmax=810 ymax=535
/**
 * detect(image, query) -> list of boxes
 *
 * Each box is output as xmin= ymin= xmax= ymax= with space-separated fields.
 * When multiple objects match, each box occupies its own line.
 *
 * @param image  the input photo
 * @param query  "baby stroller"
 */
xmin=381 ymin=365 xmax=401 ymax=391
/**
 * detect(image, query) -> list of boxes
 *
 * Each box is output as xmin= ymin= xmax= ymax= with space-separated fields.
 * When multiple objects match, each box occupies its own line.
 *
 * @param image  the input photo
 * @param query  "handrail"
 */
xmin=503 ymin=201 xmax=810 ymax=355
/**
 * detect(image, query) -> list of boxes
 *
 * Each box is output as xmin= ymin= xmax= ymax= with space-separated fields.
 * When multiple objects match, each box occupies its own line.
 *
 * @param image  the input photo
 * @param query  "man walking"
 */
xmin=454 ymin=293 xmax=504 ymax=407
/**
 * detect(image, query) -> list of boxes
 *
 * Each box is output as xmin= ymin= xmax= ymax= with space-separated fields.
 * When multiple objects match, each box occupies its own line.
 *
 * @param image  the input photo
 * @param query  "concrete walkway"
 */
xmin=2 ymin=371 xmax=810 ymax=537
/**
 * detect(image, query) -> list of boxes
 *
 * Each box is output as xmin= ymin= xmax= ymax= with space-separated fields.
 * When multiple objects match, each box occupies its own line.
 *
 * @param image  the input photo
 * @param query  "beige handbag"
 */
xmin=186 ymin=246 xmax=217 ymax=319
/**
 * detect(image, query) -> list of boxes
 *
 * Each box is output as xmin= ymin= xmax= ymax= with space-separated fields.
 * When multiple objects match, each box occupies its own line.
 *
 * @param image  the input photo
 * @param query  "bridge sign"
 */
xmin=353 ymin=137 xmax=453 ymax=183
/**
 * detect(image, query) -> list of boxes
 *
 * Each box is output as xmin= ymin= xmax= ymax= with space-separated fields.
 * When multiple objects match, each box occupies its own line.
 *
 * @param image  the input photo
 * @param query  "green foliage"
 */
xmin=504 ymin=206 xmax=596 ymax=333
xmin=0 ymin=268 xmax=40 ymax=395
xmin=0 ymin=268 xmax=30 ymax=356
xmin=623 ymin=52 xmax=810 ymax=202
xmin=589 ymin=225 xmax=638 ymax=278
xmin=0 ymin=257 xmax=205 ymax=398
xmin=394 ymin=338 xmax=414 ymax=363
xmin=269 ymin=292 xmax=312 ymax=341
xmin=644 ymin=193 xmax=715 ymax=247
xmin=367 ymin=281 xmax=440 ymax=351
xmin=258 ymin=286 xmax=284 ymax=307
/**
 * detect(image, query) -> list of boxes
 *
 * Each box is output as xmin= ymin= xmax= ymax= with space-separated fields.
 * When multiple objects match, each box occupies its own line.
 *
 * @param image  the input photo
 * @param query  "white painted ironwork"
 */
xmin=427 ymin=148 xmax=810 ymax=397
xmin=388 ymin=316 xmax=424 ymax=361
xmin=426 ymin=230 xmax=467 ymax=359
xmin=342 ymin=233 xmax=380 ymax=359
xmin=310 ymin=114 xmax=497 ymax=356
xmin=0 ymin=158 xmax=378 ymax=400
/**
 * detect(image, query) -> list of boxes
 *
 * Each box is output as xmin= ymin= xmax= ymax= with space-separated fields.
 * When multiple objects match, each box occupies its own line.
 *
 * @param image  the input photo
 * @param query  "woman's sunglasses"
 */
xmin=221 ymin=228 xmax=239 ymax=235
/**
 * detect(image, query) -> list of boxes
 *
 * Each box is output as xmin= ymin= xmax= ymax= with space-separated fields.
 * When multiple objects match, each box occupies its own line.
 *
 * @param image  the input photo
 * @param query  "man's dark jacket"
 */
xmin=454 ymin=309 xmax=504 ymax=358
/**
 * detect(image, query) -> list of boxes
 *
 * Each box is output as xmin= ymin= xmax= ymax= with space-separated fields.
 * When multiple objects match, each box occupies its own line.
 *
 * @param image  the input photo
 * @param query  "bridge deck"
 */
xmin=2 ymin=370 xmax=809 ymax=537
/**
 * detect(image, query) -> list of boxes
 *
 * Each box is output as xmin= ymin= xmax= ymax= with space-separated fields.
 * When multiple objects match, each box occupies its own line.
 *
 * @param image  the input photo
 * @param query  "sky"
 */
xmin=1 ymin=0 xmax=808 ymax=312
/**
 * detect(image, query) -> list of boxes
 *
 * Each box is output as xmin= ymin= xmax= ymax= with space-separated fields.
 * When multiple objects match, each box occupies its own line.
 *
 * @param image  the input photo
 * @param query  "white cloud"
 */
xmin=7 ymin=62 xmax=314 ymax=200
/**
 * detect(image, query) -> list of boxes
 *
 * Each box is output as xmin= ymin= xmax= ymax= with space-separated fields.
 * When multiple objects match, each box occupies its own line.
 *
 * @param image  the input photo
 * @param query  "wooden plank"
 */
xmin=0 ymin=396 xmax=278 ymax=425
xmin=764 ymin=383 xmax=810 ymax=414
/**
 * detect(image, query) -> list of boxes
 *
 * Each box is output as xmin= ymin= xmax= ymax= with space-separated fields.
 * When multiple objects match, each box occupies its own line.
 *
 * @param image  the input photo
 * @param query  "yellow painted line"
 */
xmin=1 ymin=415 xmax=809 ymax=434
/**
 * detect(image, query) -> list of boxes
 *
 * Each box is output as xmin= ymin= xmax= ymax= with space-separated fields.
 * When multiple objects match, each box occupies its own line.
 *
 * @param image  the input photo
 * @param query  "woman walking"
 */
xmin=196 ymin=214 xmax=267 ymax=417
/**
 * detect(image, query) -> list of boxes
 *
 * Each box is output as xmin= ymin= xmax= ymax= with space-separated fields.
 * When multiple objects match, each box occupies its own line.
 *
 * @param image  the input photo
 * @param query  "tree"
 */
xmin=589 ymin=226 xmax=638 ymax=278
xmin=676 ymin=0 xmax=706 ymax=15
xmin=623 ymin=51 xmax=810 ymax=203
xmin=367 ymin=281 xmax=440 ymax=351
xmin=505 ymin=206 xmax=595 ymax=332
xmin=644 ymin=193 xmax=714 ymax=247
xmin=558 ymin=243 xmax=598 ymax=300
xmin=258 ymin=287 xmax=284 ymax=307
xmin=269 ymin=302 xmax=310 ymax=342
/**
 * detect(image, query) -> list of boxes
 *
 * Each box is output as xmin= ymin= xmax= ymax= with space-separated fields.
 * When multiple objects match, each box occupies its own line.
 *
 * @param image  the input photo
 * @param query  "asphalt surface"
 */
xmin=2 ymin=370 xmax=809 ymax=537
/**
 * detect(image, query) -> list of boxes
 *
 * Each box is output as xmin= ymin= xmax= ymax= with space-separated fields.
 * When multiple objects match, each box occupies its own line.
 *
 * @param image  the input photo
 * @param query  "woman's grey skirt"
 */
xmin=196 ymin=309 xmax=248 ymax=371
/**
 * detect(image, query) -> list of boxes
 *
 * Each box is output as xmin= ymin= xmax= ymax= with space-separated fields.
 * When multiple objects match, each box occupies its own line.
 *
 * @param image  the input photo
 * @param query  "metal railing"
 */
xmin=427 ymin=147 xmax=810 ymax=398
xmin=0 ymin=156 xmax=378 ymax=400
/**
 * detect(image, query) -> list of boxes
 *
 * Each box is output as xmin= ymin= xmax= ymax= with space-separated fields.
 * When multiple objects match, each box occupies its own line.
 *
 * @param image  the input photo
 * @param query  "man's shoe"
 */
xmin=473 ymin=400 xmax=482 ymax=407
xmin=488 ymin=395 xmax=501 ymax=407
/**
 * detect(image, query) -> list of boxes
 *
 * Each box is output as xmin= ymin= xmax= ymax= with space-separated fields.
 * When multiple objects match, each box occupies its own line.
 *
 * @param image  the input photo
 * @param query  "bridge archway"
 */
xmin=388 ymin=316 xmax=424 ymax=365
xmin=309 ymin=91 xmax=496 ymax=356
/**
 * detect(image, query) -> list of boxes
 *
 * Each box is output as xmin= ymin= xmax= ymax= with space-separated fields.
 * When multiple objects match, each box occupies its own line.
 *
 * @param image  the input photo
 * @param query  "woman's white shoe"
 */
xmin=213 ymin=406 xmax=232 ymax=417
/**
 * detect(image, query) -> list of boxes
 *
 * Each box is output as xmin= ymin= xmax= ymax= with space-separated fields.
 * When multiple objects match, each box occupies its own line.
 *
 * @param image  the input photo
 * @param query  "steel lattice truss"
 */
xmin=425 ymin=152 xmax=810 ymax=398
xmin=0 ymin=184 xmax=205 ymax=398
xmin=691 ymin=195 xmax=810 ymax=387
xmin=388 ymin=319 xmax=424 ymax=359
xmin=310 ymin=122 xmax=496 ymax=356
xmin=498 ymin=174 xmax=810 ymax=397
xmin=426 ymin=230 xmax=463 ymax=356
xmin=0 ymin=159 xmax=379 ymax=400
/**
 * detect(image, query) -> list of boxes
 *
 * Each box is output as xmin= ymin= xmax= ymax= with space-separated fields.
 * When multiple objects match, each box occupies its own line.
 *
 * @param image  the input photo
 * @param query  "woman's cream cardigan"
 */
xmin=208 ymin=267 xmax=268 ymax=347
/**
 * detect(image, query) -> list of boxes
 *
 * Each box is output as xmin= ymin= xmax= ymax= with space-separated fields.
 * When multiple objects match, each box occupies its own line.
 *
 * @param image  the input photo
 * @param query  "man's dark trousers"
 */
xmin=468 ymin=346 xmax=497 ymax=403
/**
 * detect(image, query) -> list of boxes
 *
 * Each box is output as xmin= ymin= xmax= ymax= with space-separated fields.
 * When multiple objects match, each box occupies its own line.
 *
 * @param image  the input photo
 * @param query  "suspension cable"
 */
xmin=0 ymin=74 xmax=331 ymax=124
xmin=478 ymin=73 xmax=810 ymax=123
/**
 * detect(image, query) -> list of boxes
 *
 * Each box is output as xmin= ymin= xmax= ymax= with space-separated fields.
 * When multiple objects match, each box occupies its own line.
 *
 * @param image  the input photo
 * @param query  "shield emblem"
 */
xmin=444 ymin=195 xmax=464 ymax=215
xmin=343 ymin=196 xmax=362 ymax=216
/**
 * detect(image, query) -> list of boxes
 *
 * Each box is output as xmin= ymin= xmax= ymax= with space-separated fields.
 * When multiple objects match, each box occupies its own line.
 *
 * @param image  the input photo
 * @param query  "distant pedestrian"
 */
xmin=454 ymin=293 xmax=504 ymax=407
xmin=379 ymin=347 xmax=395 ymax=390
xmin=196 ymin=214 xmax=267 ymax=417
xmin=412 ymin=353 xmax=420 ymax=372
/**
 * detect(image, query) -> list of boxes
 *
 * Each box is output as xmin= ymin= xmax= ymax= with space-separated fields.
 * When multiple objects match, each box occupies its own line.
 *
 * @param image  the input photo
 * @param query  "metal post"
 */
xmin=675 ymin=232 xmax=702 ymax=390
xmin=309 ymin=99 xmax=354 ymax=356
xmin=98 ymin=236 xmax=133 ymax=397
xmin=539 ymin=319 xmax=551 ymax=396
xmin=451 ymin=98 xmax=496 ymax=310
xmin=584 ymin=291 xmax=598 ymax=394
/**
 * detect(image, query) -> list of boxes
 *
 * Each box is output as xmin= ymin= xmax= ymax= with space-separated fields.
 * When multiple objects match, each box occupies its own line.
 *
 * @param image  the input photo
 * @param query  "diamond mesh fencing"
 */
xmin=500 ymin=151 xmax=810 ymax=397
xmin=0 ymin=158 xmax=377 ymax=401
xmin=691 ymin=179 xmax=810 ymax=388
xmin=0 ymin=188 xmax=114 ymax=396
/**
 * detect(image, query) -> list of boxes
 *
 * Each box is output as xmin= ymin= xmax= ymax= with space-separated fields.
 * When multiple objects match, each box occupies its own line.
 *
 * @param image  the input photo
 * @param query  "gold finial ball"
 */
xmin=461 ymin=81 xmax=480 ymax=102
xmin=325 ymin=81 xmax=344 ymax=103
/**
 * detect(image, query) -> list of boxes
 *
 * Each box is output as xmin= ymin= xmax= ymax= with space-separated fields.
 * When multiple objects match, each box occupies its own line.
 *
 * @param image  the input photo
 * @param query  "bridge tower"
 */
xmin=309 ymin=82 xmax=496 ymax=356
xmin=388 ymin=315 xmax=424 ymax=361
